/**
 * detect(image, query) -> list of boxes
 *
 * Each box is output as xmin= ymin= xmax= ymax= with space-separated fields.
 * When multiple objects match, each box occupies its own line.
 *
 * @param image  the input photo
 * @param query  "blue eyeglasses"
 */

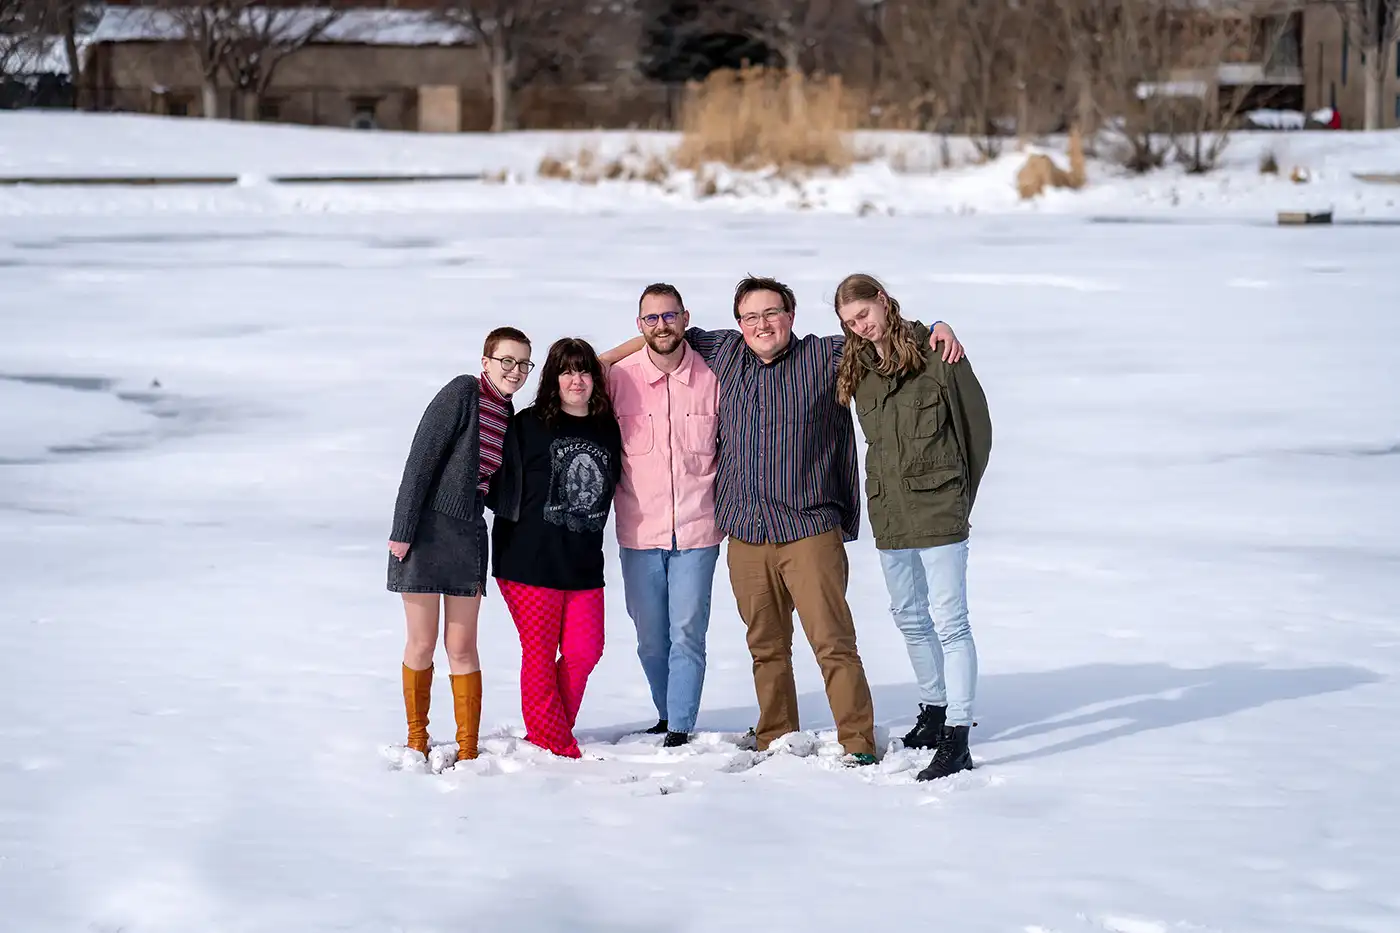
xmin=641 ymin=311 xmax=682 ymax=327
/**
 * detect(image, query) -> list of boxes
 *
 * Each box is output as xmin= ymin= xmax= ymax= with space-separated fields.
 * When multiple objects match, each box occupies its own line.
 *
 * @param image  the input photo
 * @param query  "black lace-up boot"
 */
xmin=916 ymin=725 xmax=973 ymax=781
xmin=902 ymin=704 xmax=947 ymax=750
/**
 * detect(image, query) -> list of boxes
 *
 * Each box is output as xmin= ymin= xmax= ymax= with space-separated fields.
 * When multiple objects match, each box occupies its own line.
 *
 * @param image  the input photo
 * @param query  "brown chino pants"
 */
xmin=726 ymin=527 xmax=877 ymax=756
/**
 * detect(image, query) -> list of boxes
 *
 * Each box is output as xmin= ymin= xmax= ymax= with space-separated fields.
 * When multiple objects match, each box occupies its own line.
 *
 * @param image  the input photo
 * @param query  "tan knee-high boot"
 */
xmin=450 ymin=671 xmax=482 ymax=761
xmin=402 ymin=663 xmax=433 ymax=755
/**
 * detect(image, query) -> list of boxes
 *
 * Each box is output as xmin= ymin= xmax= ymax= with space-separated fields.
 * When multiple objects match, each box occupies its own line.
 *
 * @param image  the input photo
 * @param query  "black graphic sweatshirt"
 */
xmin=491 ymin=406 xmax=623 ymax=591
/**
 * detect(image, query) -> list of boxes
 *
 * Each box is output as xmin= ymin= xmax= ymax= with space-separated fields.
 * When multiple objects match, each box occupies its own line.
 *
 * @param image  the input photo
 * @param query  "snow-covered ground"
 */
xmin=3 ymin=111 xmax=1400 ymax=218
xmin=2 ymin=116 xmax=1399 ymax=933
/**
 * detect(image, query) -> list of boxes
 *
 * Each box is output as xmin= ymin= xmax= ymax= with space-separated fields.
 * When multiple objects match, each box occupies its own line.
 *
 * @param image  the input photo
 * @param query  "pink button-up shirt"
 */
xmin=607 ymin=345 xmax=723 ymax=551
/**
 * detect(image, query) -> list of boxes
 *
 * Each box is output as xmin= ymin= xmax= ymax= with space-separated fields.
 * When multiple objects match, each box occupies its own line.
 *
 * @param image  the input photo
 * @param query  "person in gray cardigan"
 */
xmin=388 ymin=327 xmax=532 ymax=765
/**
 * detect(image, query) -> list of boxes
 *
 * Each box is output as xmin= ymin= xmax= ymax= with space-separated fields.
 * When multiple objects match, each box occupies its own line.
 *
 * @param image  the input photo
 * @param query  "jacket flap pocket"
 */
xmin=903 ymin=467 xmax=961 ymax=493
xmin=895 ymin=383 xmax=941 ymax=409
xmin=865 ymin=475 xmax=882 ymax=497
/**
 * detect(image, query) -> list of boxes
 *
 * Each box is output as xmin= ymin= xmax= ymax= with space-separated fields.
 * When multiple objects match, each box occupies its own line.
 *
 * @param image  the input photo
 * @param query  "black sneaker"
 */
xmin=902 ymin=704 xmax=947 ymax=750
xmin=642 ymin=719 xmax=668 ymax=735
xmin=916 ymin=725 xmax=973 ymax=781
xmin=662 ymin=731 xmax=689 ymax=748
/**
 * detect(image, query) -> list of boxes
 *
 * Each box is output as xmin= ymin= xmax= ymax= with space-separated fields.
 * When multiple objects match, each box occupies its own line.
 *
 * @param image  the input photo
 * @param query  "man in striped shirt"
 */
xmin=682 ymin=276 xmax=962 ymax=764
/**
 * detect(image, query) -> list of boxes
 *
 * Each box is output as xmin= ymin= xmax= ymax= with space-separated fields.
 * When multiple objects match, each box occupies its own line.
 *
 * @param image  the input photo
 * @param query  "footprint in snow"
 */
xmin=631 ymin=775 xmax=699 ymax=797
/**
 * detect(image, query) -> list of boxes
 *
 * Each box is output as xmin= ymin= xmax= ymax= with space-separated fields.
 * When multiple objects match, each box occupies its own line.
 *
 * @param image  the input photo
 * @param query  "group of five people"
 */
xmin=386 ymin=273 xmax=992 ymax=782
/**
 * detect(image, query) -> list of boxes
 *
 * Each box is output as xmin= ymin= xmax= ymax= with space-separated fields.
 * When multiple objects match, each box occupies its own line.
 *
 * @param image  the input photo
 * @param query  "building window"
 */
xmin=350 ymin=97 xmax=379 ymax=130
xmin=258 ymin=97 xmax=282 ymax=122
xmin=167 ymin=96 xmax=190 ymax=117
xmin=1342 ymin=30 xmax=1348 ymax=85
xmin=1395 ymin=94 xmax=1400 ymax=122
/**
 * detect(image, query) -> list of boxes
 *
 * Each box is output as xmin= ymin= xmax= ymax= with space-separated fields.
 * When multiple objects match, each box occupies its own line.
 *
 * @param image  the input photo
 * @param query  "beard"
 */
xmin=644 ymin=328 xmax=683 ymax=355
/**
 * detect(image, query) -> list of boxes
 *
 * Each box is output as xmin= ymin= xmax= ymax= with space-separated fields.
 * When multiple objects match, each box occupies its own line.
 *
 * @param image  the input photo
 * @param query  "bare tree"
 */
xmin=1051 ymin=0 xmax=1113 ymax=143
xmin=161 ymin=1 xmax=253 ymax=119
xmin=1095 ymin=0 xmax=1184 ymax=171
xmin=41 ymin=1 xmax=99 ymax=107
xmin=1005 ymin=0 xmax=1067 ymax=145
xmin=223 ymin=6 xmax=342 ymax=120
xmin=437 ymin=0 xmax=585 ymax=132
xmin=956 ymin=0 xmax=1017 ymax=157
xmin=693 ymin=0 xmax=864 ymax=73
xmin=875 ymin=0 xmax=966 ymax=132
xmin=1327 ymin=0 xmax=1400 ymax=130
xmin=2 ymin=0 xmax=98 ymax=106
xmin=1171 ymin=10 xmax=1297 ymax=173
xmin=1 ymin=0 xmax=42 ymax=77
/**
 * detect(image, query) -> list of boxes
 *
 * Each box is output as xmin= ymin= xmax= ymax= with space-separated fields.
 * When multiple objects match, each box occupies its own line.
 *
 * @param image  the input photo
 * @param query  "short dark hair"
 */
xmin=533 ymin=337 xmax=615 ymax=426
xmin=733 ymin=276 xmax=796 ymax=321
xmin=483 ymin=326 xmax=530 ymax=358
xmin=638 ymin=282 xmax=684 ymax=313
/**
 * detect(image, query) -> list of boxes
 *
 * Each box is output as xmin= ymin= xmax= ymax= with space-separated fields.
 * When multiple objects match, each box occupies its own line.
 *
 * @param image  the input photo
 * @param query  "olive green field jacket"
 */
xmin=852 ymin=323 xmax=993 ymax=550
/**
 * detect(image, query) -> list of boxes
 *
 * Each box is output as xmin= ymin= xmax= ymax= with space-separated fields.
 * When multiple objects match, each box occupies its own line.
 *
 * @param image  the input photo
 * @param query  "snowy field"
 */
xmin=3 ymin=117 xmax=1400 ymax=933
xmin=3 ymin=111 xmax=1400 ymax=219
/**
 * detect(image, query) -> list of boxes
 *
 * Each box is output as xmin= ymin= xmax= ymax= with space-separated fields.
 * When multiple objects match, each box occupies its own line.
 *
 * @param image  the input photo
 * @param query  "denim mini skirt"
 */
xmin=387 ymin=502 xmax=488 ymax=598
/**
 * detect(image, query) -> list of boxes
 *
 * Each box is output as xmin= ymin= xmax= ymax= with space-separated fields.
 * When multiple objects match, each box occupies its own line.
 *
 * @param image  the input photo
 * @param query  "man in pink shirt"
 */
xmin=607 ymin=283 xmax=723 ymax=748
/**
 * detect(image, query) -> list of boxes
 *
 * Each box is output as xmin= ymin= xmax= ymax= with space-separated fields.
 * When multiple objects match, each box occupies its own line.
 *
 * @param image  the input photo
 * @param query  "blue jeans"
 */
xmin=877 ymin=539 xmax=978 ymax=726
xmin=618 ymin=542 xmax=722 ymax=734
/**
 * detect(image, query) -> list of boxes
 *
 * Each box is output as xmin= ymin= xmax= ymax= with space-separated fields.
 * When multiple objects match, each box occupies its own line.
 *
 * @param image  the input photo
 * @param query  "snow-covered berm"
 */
xmin=2 ymin=111 xmax=1400 ymax=218
xmin=1 ymin=114 xmax=1398 ymax=933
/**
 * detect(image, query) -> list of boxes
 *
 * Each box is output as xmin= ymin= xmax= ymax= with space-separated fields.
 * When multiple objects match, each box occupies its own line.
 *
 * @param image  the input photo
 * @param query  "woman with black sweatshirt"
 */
xmin=490 ymin=337 xmax=623 ymax=759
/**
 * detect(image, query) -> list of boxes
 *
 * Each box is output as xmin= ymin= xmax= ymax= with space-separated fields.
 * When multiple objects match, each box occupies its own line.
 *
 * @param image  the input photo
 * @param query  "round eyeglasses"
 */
xmin=487 ymin=356 xmax=535 ymax=374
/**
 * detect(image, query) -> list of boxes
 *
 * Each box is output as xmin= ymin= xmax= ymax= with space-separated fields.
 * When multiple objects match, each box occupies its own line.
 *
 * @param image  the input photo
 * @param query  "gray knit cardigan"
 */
xmin=388 ymin=375 xmax=488 ymax=543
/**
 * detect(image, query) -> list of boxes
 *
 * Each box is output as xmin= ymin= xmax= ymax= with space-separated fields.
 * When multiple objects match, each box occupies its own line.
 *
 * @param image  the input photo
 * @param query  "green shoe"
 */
xmin=842 ymin=752 xmax=877 ymax=767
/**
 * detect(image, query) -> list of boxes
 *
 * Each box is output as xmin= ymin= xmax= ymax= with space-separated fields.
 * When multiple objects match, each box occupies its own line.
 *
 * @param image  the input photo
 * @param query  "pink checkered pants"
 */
xmin=497 ymin=580 xmax=606 ymax=759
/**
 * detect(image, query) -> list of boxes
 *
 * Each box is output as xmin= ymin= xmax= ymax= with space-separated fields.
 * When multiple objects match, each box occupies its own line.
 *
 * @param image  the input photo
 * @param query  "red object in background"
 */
xmin=1329 ymin=109 xmax=1342 ymax=130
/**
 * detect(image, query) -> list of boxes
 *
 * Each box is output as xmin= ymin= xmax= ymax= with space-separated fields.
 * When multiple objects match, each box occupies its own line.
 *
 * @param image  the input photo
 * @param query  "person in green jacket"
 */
xmin=834 ymin=273 xmax=993 ymax=781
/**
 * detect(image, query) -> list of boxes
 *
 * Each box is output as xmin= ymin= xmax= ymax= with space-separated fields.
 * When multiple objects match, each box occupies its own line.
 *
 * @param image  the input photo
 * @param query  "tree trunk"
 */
xmin=489 ymin=46 xmax=516 ymax=132
xmin=1363 ymin=45 xmax=1383 ymax=130
xmin=62 ymin=21 xmax=83 ymax=110
xmin=1069 ymin=51 xmax=1097 ymax=146
xmin=1016 ymin=79 xmax=1029 ymax=146
xmin=201 ymin=78 xmax=220 ymax=119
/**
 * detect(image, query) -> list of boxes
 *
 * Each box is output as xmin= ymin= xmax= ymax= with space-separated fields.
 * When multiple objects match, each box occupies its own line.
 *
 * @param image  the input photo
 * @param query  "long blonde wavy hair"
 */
xmin=834 ymin=273 xmax=928 ymax=406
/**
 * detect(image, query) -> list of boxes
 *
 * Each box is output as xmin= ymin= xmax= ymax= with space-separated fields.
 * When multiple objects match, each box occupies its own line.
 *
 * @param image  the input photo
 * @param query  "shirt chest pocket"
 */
xmin=897 ymin=385 xmax=946 ymax=439
xmin=681 ymin=413 xmax=718 ymax=456
xmin=619 ymin=414 xmax=654 ymax=455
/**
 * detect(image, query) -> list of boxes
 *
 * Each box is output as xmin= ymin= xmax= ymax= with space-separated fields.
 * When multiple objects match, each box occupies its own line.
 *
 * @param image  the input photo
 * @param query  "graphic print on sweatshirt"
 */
xmin=544 ymin=437 xmax=612 ymax=532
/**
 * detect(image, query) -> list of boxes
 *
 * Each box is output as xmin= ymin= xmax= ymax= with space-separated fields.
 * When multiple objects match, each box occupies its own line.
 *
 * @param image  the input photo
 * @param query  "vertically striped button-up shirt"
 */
xmin=685 ymin=327 xmax=860 ymax=545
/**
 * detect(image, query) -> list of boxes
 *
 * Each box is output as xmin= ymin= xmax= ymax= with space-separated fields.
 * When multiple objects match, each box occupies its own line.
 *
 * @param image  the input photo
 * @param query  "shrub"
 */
xmin=671 ymin=66 xmax=857 ymax=173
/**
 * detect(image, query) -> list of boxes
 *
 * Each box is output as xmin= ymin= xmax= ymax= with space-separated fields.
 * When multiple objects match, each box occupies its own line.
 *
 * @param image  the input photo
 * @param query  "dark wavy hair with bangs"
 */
xmin=533 ymin=337 xmax=614 ymax=426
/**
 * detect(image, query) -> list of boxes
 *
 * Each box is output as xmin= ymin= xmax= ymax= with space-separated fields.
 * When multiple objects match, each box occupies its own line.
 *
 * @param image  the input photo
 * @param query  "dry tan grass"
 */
xmin=672 ymin=67 xmax=858 ymax=174
xmin=1016 ymin=127 xmax=1087 ymax=200
xmin=1259 ymin=150 xmax=1280 ymax=175
xmin=535 ymin=144 xmax=673 ymax=187
xmin=537 ymin=155 xmax=571 ymax=180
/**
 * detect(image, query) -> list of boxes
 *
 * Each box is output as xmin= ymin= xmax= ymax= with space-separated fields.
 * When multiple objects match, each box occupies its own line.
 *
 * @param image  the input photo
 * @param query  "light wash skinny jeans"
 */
xmin=876 ymin=539 xmax=977 ymax=726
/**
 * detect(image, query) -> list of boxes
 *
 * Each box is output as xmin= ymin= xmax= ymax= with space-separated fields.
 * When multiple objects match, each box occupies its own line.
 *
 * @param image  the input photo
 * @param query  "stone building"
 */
xmin=1301 ymin=4 xmax=1400 ymax=129
xmin=80 ymin=7 xmax=480 ymax=131
xmin=77 ymin=5 xmax=671 ymax=131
